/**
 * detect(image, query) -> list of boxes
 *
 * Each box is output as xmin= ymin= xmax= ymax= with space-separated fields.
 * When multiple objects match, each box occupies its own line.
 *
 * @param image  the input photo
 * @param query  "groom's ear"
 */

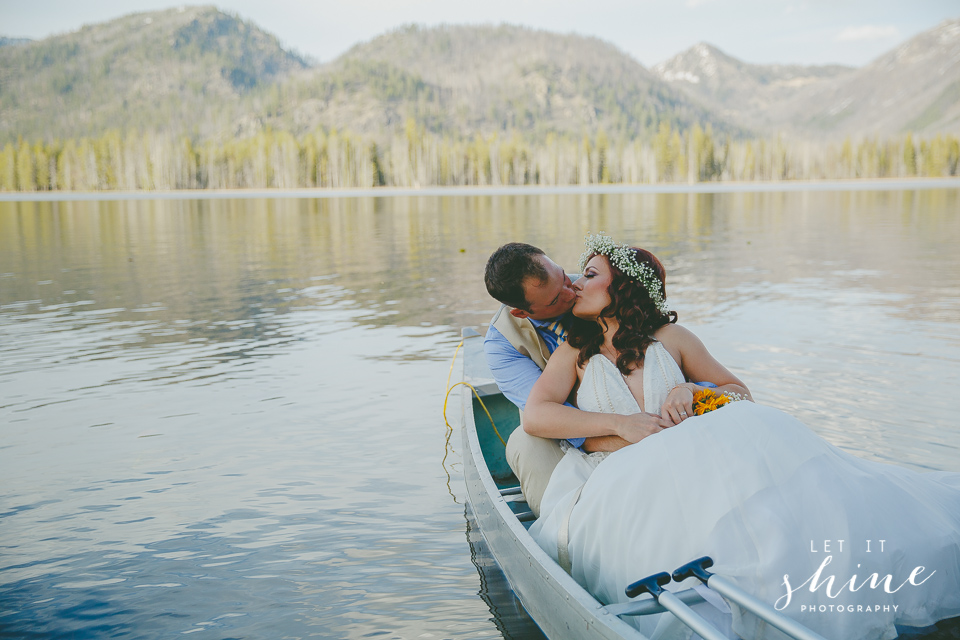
xmin=510 ymin=308 xmax=531 ymax=319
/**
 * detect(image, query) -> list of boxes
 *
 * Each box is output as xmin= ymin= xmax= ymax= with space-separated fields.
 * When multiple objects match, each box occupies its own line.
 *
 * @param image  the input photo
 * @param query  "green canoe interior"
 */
xmin=471 ymin=393 xmax=538 ymax=524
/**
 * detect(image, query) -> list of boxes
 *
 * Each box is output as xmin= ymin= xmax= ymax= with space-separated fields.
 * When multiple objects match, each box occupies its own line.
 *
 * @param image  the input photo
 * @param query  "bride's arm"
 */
xmin=655 ymin=324 xmax=753 ymax=425
xmin=524 ymin=342 xmax=667 ymax=443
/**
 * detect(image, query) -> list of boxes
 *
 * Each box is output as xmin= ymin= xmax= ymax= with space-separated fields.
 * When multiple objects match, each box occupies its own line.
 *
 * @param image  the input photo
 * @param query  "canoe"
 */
xmin=458 ymin=326 xmax=652 ymax=639
xmin=458 ymin=326 xmax=960 ymax=640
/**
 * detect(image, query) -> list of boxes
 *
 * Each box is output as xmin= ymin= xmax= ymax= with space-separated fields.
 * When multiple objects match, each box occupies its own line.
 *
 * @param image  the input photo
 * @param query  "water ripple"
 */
xmin=1 ymin=191 xmax=959 ymax=639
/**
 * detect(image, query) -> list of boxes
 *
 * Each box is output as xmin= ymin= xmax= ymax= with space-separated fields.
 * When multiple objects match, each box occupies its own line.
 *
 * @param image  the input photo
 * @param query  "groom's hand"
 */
xmin=615 ymin=412 xmax=670 ymax=444
xmin=582 ymin=435 xmax=631 ymax=453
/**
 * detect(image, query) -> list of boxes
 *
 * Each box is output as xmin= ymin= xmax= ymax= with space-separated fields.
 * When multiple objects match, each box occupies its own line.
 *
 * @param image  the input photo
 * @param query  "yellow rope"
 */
xmin=443 ymin=337 xmax=506 ymax=447
xmin=443 ymin=381 xmax=506 ymax=447
xmin=445 ymin=339 xmax=464 ymax=393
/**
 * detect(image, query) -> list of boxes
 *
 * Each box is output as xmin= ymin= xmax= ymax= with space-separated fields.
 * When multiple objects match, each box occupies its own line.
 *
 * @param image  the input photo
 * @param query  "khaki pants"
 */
xmin=505 ymin=427 xmax=565 ymax=517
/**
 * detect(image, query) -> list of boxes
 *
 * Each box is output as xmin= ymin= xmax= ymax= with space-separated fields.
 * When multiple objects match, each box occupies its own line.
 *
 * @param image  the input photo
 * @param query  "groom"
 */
xmin=483 ymin=242 xmax=658 ymax=515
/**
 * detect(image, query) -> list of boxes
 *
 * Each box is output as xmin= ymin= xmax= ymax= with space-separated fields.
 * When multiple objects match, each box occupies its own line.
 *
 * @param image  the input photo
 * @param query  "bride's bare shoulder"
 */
xmin=552 ymin=341 xmax=590 ymax=378
xmin=653 ymin=323 xmax=703 ymax=350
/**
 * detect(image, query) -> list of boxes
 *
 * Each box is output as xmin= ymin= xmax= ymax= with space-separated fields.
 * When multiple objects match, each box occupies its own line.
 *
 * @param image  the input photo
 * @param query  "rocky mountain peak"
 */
xmin=653 ymin=42 xmax=730 ymax=84
xmin=874 ymin=18 xmax=960 ymax=69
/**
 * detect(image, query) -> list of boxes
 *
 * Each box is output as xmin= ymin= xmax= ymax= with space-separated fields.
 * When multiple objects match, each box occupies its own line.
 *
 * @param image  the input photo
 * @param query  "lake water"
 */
xmin=1 ymin=188 xmax=959 ymax=639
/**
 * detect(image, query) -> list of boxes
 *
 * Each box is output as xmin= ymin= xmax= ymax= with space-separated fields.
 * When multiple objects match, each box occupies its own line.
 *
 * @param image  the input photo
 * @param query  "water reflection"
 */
xmin=1 ymin=190 xmax=959 ymax=639
xmin=465 ymin=506 xmax=547 ymax=640
xmin=3 ymin=191 xmax=959 ymax=331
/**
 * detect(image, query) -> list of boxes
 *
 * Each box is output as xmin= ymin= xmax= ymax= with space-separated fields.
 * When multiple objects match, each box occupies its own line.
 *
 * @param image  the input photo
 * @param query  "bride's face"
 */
xmin=572 ymin=255 xmax=613 ymax=320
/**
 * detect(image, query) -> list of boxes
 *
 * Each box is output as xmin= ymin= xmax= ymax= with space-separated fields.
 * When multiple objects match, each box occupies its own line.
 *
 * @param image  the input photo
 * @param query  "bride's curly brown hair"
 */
xmin=568 ymin=248 xmax=677 ymax=375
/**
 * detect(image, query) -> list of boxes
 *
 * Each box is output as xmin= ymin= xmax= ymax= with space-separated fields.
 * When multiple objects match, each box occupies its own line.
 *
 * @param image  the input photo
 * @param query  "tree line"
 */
xmin=2 ymin=123 xmax=958 ymax=191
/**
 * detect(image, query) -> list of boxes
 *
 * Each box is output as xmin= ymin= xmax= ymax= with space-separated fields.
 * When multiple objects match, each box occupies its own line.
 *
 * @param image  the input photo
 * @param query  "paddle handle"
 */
xmin=657 ymin=591 xmax=730 ymax=640
xmin=708 ymin=575 xmax=829 ymax=640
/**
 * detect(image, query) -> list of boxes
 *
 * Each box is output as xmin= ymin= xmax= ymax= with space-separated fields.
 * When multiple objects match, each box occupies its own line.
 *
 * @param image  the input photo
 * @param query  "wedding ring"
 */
xmin=680 ymin=411 xmax=687 ymax=417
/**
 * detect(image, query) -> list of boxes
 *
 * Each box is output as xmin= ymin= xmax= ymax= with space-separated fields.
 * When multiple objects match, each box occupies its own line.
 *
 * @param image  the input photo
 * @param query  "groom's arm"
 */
xmin=485 ymin=329 xmax=648 ymax=452
xmin=582 ymin=435 xmax=631 ymax=453
xmin=483 ymin=326 xmax=543 ymax=412
xmin=483 ymin=326 xmax=586 ymax=448
xmin=524 ymin=343 xmax=670 ymax=444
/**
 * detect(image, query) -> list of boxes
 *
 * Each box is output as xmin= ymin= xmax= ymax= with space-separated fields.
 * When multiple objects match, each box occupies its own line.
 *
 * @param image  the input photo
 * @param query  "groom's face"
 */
xmin=513 ymin=255 xmax=577 ymax=321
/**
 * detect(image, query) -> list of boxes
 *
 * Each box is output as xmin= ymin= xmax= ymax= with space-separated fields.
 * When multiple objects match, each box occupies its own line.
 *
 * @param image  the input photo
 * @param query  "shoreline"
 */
xmin=1 ymin=177 xmax=958 ymax=202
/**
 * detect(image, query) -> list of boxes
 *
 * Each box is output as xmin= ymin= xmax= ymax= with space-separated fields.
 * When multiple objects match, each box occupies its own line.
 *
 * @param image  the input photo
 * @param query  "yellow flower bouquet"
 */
xmin=692 ymin=389 xmax=740 ymax=415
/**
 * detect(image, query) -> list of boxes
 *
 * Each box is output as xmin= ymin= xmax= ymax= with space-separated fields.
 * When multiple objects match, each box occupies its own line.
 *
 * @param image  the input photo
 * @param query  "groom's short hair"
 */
xmin=484 ymin=243 xmax=548 ymax=311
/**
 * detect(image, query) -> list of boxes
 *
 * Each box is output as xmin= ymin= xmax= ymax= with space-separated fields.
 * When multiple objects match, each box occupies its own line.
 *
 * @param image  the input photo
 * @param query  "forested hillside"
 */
xmin=0 ymin=13 xmax=729 ymax=144
xmin=277 ymin=24 xmax=727 ymax=141
xmin=0 ymin=8 xmax=957 ymax=190
xmin=0 ymin=6 xmax=306 ymax=142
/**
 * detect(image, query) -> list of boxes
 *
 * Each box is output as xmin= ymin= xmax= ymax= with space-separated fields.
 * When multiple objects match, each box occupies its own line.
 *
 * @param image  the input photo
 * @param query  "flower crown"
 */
xmin=578 ymin=233 xmax=670 ymax=314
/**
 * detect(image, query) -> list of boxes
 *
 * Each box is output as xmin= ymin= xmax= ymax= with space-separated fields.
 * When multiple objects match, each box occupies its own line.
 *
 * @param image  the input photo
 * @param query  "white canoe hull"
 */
xmin=459 ymin=327 xmax=647 ymax=640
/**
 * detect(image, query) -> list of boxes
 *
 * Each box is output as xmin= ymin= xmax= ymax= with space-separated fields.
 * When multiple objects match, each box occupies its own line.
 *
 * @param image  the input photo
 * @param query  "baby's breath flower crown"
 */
xmin=578 ymin=233 xmax=670 ymax=314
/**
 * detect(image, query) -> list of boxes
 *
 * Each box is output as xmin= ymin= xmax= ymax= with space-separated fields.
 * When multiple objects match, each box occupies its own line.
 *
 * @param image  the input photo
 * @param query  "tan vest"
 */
xmin=490 ymin=304 xmax=552 ymax=370
xmin=489 ymin=274 xmax=578 ymax=371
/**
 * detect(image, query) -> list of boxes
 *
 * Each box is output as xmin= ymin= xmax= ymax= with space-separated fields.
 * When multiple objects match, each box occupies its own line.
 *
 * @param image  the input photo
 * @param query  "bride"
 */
xmin=523 ymin=234 xmax=960 ymax=640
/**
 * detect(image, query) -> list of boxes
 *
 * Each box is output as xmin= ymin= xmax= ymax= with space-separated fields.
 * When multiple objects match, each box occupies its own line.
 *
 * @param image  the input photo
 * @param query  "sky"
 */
xmin=2 ymin=0 xmax=958 ymax=68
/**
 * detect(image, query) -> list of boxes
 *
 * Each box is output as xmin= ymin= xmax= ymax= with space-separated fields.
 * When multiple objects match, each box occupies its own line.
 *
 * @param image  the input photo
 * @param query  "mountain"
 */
xmin=1 ymin=8 xmax=957 ymax=146
xmin=654 ymin=20 xmax=960 ymax=138
xmin=0 ymin=12 xmax=739 ymax=144
xmin=653 ymin=43 xmax=854 ymax=131
xmin=779 ymin=18 xmax=960 ymax=137
xmin=263 ymin=24 xmax=739 ymax=141
xmin=0 ymin=6 xmax=306 ymax=142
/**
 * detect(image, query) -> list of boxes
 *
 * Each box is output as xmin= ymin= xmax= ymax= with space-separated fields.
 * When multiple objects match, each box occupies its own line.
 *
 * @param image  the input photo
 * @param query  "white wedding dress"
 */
xmin=529 ymin=342 xmax=960 ymax=640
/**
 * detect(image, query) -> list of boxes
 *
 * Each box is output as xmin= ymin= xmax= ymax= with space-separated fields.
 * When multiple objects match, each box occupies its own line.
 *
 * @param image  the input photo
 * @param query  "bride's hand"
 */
xmin=615 ymin=412 xmax=668 ymax=444
xmin=661 ymin=384 xmax=697 ymax=425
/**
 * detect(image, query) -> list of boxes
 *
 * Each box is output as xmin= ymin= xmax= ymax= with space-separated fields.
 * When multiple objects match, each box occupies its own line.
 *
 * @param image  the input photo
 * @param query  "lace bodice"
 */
xmin=561 ymin=341 xmax=686 ymax=464
xmin=577 ymin=341 xmax=685 ymax=417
